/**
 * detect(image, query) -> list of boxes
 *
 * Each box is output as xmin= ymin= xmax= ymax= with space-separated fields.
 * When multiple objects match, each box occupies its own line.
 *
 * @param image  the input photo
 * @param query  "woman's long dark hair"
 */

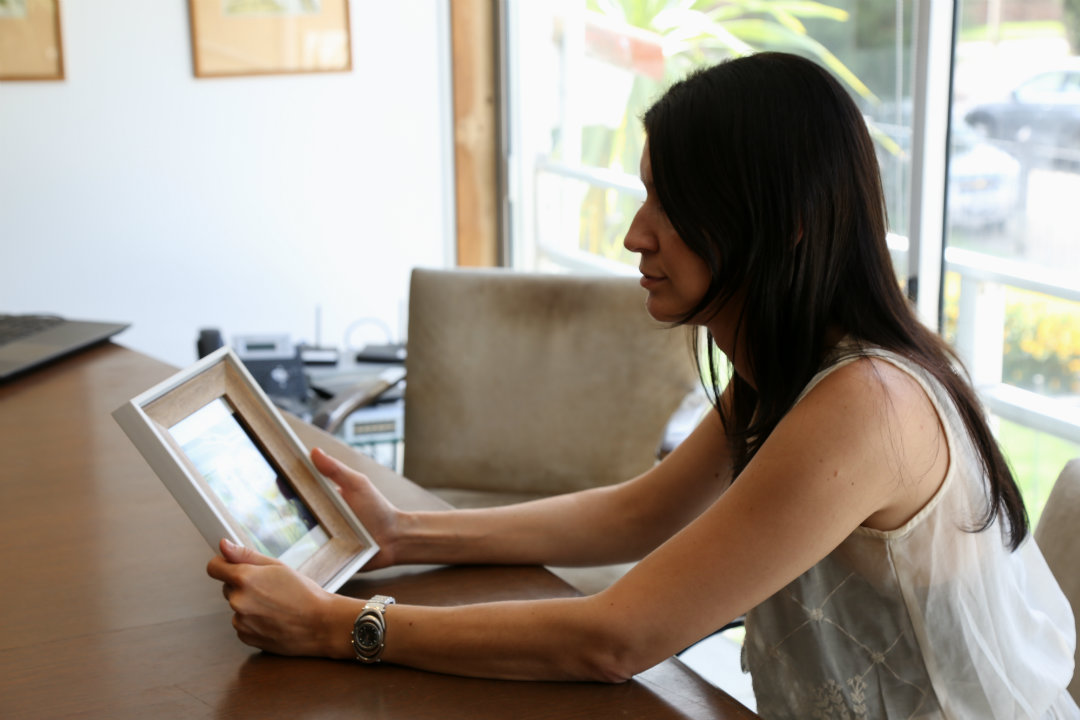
xmin=643 ymin=52 xmax=1028 ymax=550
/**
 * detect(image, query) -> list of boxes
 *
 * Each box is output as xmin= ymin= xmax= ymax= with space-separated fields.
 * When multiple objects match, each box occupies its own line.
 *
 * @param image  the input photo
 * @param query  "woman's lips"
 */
xmin=639 ymin=271 xmax=665 ymax=289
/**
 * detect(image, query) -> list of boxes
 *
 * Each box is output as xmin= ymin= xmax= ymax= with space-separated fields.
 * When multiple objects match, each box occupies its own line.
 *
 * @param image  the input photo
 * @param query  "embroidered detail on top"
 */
xmin=753 ymin=573 xmax=932 ymax=719
xmin=810 ymin=677 xmax=869 ymax=720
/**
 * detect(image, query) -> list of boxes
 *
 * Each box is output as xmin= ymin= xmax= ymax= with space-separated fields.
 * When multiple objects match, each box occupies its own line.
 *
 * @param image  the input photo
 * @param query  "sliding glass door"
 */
xmin=501 ymin=0 xmax=1080 ymax=519
xmin=945 ymin=0 xmax=1080 ymax=520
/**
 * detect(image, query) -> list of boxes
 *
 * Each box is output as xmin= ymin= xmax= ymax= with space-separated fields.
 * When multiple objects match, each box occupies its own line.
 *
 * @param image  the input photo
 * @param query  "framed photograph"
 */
xmin=113 ymin=347 xmax=378 ymax=591
xmin=187 ymin=0 xmax=352 ymax=78
xmin=0 ymin=0 xmax=64 ymax=81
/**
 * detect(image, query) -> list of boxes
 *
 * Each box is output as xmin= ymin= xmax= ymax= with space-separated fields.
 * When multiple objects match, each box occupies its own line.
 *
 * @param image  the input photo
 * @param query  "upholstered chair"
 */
xmin=402 ymin=268 xmax=703 ymax=592
xmin=1035 ymin=458 xmax=1080 ymax=704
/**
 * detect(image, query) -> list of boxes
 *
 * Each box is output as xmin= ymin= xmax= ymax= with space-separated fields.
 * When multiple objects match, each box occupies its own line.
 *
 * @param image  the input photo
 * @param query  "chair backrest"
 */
xmin=1035 ymin=458 xmax=1080 ymax=704
xmin=402 ymin=268 xmax=700 ymax=496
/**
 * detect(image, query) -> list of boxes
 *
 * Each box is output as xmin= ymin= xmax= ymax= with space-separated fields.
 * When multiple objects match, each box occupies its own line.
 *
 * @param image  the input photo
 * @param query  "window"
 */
xmin=501 ymin=0 xmax=1080 ymax=521
xmin=504 ymin=0 xmax=914 ymax=279
xmin=945 ymin=0 xmax=1080 ymax=521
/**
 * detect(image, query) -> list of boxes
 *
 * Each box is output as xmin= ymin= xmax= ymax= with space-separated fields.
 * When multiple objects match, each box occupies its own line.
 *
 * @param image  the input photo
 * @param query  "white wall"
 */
xmin=0 ymin=0 xmax=453 ymax=368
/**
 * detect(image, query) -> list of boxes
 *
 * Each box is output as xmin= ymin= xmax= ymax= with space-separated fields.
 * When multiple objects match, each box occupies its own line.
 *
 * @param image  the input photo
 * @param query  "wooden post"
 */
xmin=450 ymin=0 xmax=501 ymax=266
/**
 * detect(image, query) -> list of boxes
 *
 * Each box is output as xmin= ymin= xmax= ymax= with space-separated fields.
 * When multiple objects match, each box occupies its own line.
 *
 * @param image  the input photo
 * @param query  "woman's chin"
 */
xmin=644 ymin=297 xmax=682 ymax=323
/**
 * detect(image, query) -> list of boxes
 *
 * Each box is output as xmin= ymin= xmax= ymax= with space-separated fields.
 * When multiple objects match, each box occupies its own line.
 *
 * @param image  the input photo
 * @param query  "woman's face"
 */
xmin=623 ymin=141 xmax=712 ymax=324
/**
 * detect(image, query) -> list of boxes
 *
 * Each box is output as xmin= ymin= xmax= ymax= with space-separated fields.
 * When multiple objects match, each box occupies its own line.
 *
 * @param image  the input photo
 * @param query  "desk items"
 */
xmin=0 ymin=313 xmax=128 ymax=382
xmin=112 ymin=346 xmax=378 ymax=591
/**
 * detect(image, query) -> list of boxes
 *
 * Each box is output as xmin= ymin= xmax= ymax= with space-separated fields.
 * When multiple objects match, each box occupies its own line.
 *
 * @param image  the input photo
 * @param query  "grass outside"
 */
xmin=996 ymin=417 xmax=1080 ymax=527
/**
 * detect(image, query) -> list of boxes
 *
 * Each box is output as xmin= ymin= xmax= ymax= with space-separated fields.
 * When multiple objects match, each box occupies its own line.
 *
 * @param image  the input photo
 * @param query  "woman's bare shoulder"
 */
xmin=791 ymin=354 xmax=949 ymax=529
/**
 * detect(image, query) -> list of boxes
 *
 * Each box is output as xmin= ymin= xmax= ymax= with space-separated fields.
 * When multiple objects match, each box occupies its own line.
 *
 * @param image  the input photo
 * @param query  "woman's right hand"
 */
xmin=310 ymin=447 xmax=403 ymax=570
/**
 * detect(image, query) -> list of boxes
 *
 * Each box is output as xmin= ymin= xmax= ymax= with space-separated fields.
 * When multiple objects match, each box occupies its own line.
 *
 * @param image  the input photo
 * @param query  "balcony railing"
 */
xmin=945 ymin=246 xmax=1080 ymax=445
xmin=531 ymin=159 xmax=1080 ymax=446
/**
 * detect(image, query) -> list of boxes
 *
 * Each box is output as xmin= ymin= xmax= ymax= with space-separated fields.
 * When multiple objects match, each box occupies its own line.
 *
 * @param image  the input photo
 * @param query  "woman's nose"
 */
xmin=623 ymin=206 xmax=656 ymax=254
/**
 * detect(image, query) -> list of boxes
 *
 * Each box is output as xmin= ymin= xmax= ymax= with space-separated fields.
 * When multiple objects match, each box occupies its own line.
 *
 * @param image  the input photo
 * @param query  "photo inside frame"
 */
xmin=169 ymin=396 xmax=329 ymax=569
xmin=0 ymin=0 xmax=64 ymax=80
xmin=189 ymin=0 xmax=351 ymax=77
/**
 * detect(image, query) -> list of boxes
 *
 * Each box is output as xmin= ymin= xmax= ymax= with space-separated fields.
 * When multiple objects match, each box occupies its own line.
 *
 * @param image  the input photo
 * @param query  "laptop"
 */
xmin=0 ymin=313 xmax=130 ymax=382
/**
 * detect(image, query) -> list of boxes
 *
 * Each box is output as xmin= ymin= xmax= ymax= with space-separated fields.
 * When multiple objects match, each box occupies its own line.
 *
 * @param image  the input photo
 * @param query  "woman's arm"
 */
xmin=392 ymin=406 xmax=733 ymax=567
xmin=317 ymin=394 xmax=735 ymax=570
xmin=382 ymin=357 xmax=948 ymax=680
xmin=210 ymin=357 xmax=949 ymax=682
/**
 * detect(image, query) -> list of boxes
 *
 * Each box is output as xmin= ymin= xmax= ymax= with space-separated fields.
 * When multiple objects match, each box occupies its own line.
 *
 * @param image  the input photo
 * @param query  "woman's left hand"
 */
xmin=206 ymin=538 xmax=353 ymax=659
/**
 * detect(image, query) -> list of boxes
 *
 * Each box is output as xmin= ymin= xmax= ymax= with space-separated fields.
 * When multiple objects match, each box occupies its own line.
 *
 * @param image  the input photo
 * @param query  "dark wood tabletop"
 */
xmin=0 ymin=342 xmax=758 ymax=719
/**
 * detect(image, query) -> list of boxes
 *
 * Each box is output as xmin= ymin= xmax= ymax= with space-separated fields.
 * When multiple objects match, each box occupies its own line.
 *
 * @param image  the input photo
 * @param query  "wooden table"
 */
xmin=0 ymin=343 xmax=758 ymax=719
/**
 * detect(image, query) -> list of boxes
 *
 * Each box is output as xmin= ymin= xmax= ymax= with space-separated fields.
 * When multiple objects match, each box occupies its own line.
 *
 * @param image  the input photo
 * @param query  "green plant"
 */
xmin=943 ymin=275 xmax=1080 ymax=396
xmin=572 ymin=0 xmax=880 ymax=263
xmin=1002 ymin=289 xmax=1080 ymax=395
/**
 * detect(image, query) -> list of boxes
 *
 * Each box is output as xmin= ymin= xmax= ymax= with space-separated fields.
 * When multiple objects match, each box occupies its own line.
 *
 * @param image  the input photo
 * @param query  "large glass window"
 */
xmin=504 ymin=0 xmax=915 ymax=280
xmin=503 ymin=0 xmax=1080 ymax=522
xmin=945 ymin=1 xmax=1080 ymax=522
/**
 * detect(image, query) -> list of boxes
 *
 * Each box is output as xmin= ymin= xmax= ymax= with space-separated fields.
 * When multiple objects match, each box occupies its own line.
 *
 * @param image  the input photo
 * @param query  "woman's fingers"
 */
xmin=311 ymin=446 xmax=361 ymax=490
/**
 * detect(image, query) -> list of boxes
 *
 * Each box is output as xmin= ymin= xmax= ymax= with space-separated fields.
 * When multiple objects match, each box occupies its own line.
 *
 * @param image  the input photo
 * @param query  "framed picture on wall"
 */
xmin=188 ymin=0 xmax=352 ymax=78
xmin=0 ymin=0 xmax=64 ymax=81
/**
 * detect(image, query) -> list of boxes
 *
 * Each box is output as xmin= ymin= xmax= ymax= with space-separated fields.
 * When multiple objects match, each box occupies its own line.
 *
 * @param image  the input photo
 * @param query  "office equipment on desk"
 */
xmin=310 ymin=367 xmax=403 ymax=433
xmin=112 ymin=346 xmax=379 ymax=591
xmin=232 ymin=332 xmax=311 ymax=407
xmin=0 ymin=313 xmax=129 ymax=381
xmin=307 ymin=358 xmax=406 ymax=472
xmin=199 ymin=330 xmax=312 ymax=404
xmin=340 ymin=399 xmax=405 ymax=470
xmin=195 ymin=327 xmax=405 ymax=470
xmin=199 ymin=328 xmax=322 ymax=420
xmin=300 ymin=345 xmax=340 ymax=365
xmin=355 ymin=342 xmax=406 ymax=364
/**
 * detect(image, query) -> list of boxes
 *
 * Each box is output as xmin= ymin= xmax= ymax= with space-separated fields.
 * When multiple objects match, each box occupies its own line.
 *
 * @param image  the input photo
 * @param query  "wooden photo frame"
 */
xmin=187 ymin=0 xmax=351 ymax=78
xmin=113 ymin=347 xmax=377 ymax=591
xmin=0 ymin=0 xmax=64 ymax=81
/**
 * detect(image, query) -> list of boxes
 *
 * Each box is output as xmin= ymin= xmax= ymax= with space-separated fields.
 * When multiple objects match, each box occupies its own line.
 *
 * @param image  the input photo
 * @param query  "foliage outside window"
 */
xmin=511 ymin=0 xmax=907 ymax=273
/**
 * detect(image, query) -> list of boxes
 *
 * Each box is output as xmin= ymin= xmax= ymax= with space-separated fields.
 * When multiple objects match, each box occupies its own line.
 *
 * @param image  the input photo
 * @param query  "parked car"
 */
xmin=871 ymin=106 xmax=1020 ymax=233
xmin=947 ymin=122 xmax=1021 ymax=231
xmin=963 ymin=63 xmax=1080 ymax=166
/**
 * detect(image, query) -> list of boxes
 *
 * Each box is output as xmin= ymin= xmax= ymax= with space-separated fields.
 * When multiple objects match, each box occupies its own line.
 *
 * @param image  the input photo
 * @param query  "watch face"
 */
xmin=356 ymin=620 xmax=381 ymax=650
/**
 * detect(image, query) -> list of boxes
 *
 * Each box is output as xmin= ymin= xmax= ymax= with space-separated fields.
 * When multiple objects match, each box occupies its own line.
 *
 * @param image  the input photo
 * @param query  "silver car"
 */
xmin=964 ymin=64 xmax=1080 ymax=167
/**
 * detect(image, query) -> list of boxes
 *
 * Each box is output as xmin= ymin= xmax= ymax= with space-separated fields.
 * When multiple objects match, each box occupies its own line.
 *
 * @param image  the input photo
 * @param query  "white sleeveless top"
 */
xmin=743 ymin=344 xmax=1078 ymax=719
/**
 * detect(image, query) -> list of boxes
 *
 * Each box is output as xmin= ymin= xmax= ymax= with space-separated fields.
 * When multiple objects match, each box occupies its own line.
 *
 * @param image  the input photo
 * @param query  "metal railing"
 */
xmin=531 ymin=160 xmax=1080 ymax=447
xmin=944 ymin=246 xmax=1080 ymax=446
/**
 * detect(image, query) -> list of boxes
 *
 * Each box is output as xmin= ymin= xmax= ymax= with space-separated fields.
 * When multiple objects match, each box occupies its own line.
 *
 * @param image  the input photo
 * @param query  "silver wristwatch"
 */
xmin=351 ymin=594 xmax=396 ymax=663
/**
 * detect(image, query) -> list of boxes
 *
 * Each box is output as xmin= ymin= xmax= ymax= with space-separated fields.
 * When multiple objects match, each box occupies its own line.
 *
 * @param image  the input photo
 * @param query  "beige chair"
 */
xmin=1035 ymin=458 xmax=1080 ymax=704
xmin=402 ymin=268 xmax=702 ymax=592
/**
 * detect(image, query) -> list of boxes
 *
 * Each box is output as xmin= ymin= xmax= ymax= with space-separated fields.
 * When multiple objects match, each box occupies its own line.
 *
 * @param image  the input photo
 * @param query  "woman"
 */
xmin=208 ymin=53 xmax=1077 ymax=718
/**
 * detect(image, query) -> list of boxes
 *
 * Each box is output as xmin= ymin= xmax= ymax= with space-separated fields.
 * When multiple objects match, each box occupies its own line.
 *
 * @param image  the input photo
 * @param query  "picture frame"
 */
xmin=0 ymin=0 xmax=64 ymax=82
xmin=113 ymin=346 xmax=378 ymax=591
xmin=187 ymin=0 xmax=352 ymax=78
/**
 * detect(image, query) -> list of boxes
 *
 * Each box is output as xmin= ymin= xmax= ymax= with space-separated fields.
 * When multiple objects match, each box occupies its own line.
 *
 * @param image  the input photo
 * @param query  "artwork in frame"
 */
xmin=112 ymin=347 xmax=379 ymax=592
xmin=188 ymin=0 xmax=352 ymax=78
xmin=0 ymin=0 xmax=64 ymax=81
